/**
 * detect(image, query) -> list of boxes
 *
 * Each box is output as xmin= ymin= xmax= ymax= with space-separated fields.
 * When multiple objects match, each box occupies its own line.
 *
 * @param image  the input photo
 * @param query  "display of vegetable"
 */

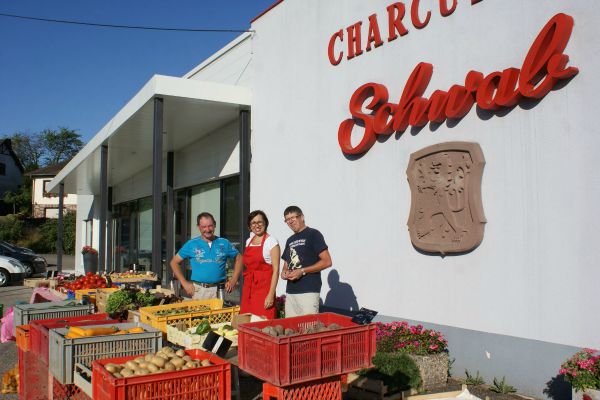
xmin=194 ymin=319 xmax=212 ymax=335
xmin=253 ymin=322 xmax=342 ymax=337
xmin=60 ymin=272 xmax=108 ymax=291
xmin=135 ymin=290 xmax=156 ymax=308
xmin=65 ymin=325 xmax=145 ymax=339
xmin=154 ymin=305 xmax=211 ymax=316
xmin=105 ymin=289 xmax=137 ymax=314
xmin=102 ymin=347 xmax=212 ymax=378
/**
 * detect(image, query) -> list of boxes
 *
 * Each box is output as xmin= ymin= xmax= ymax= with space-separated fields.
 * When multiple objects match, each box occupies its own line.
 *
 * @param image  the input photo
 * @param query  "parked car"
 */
xmin=0 ymin=240 xmax=34 ymax=254
xmin=0 ymin=242 xmax=47 ymax=277
xmin=0 ymin=255 xmax=27 ymax=287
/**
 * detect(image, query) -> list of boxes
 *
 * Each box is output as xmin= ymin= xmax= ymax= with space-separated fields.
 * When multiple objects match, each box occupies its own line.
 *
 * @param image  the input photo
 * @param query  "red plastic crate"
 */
xmin=19 ymin=347 xmax=49 ymax=400
xmin=92 ymin=349 xmax=231 ymax=400
xmin=263 ymin=376 xmax=343 ymax=400
xmin=51 ymin=375 xmax=93 ymax=400
xmin=237 ymin=312 xmax=376 ymax=387
xmin=16 ymin=324 xmax=30 ymax=351
xmin=29 ymin=313 xmax=115 ymax=365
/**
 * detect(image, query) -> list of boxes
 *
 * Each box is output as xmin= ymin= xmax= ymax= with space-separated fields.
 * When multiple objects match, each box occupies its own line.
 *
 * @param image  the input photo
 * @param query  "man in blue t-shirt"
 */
xmin=281 ymin=205 xmax=332 ymax=317
xmin=170 ymin=212 xmax=242 ymax=299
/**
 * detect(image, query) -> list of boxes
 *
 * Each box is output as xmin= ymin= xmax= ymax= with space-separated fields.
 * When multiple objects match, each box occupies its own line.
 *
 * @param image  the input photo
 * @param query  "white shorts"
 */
xmin=285 ymin=292 xmax=320 ymax=317
xmin=192 ymin=283 xmax=217 ymax=300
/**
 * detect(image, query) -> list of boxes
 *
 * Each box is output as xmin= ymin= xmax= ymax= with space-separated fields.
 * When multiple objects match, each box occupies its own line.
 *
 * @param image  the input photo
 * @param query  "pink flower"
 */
xmin=429 ymin=344 xmax=439 ymax=350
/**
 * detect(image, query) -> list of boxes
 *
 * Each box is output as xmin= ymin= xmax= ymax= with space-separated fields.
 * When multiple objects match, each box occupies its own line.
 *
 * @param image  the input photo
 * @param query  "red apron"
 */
xmin=240 ymin=234 xmax=275 ymax=319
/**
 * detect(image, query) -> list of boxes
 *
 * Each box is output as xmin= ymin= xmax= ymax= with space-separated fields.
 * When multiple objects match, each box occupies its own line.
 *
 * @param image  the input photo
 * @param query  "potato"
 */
xmin=151 ymin=356 xmax=166 ymax=368
xmin=105 ymin=364 xmax=119 ymax=373
xmin=163 ymin=347 xmax=175 ymax=354
xmin=176 ymin=349 xmax=186 ymax=358
xmin=182 ymin=355 xmax=192 ymax=362
xmin=135 ymin=357 xmax=145 ymax=363
xmin=121 ymin=368 xmax=134 ymax=377
xmin=138 ymin=361 xmax=150 ymax=370
xmin=113 ymin=372 xmax=123 ymax=378
xmin=185 ymin=361 xmax=195 ymax=368
xmin=135 ymin=368 xmax=149 ymax=376
xmin=170 ymin=357 xmax=185 ymax=368
xmin=201 ymin=359 xmax=212 ymax=366
xmin=145 ymin=354 xmax=154 ymax=362
xmin=164 ymin=362 xmax=176 ymax=371
xmin=125 ymin=361 xmax=139 ymax=370
xmin=146 ymin=363 xmax=159 ymax=373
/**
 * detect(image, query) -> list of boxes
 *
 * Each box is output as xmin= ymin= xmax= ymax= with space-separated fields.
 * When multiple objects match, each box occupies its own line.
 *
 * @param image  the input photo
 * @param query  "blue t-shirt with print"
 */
xmin=178 ymin=237 xmax=239 ymax=284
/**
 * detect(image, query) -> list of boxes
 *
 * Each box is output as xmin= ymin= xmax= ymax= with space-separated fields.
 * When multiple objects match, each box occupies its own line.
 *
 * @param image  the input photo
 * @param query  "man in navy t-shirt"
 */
xmin=281 ymin=205 xmax=332 ymax=317
xmin=170 ymin=212 xmax=242 ymax=299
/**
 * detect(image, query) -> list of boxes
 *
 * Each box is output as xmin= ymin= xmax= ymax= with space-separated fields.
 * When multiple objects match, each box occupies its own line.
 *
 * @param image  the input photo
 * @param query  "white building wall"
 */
xmin=75 ymin=194 xmax=94 ymax=274
xmin=186 ymin=34 xmax=254 ymax=87
xmin=112 ymin=120 xmax=240 ymax=205
xmin=249 ymin=0 xmax=600 ymax=351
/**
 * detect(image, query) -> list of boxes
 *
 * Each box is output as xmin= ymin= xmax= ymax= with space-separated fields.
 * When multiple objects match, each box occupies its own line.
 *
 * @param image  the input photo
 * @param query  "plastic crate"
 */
xmin=51 ymin=374 xmax=93 ymax=400
xmin=237 ymin=312 xmax=376 ymax=387
xmin=29 ymin=313 xmax=115 ymax=365
xmin=139 ymin=298 xmax=239 ymax=333
xmin=96 ymin=288 xmax=120 ymax=313
xmin=92 ymin=349 xmax=231 ymax=400
xmin=262 ymin=375 xmax=343 ymax=400
xmin=16 ymin=324 xmax=30 ymax=351
xmin=13 ymin=300 xmax=95 ymax=335
xmin=75 ymin=289 xmax=98 ymax=304
xmin=19 ymin=346 xmax=50 ymax=400
xmin=167 ymin=321 xmax=239 ymax=349
xmin=48 ymin=322 xmax=162 ymax=384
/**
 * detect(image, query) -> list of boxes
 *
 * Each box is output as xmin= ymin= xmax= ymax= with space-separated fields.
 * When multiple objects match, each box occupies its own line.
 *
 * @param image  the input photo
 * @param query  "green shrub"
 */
xmin=371 ymin=352 xmax=422 ymax=392
xmin=30 ymin=212 xmax=76 ymax=254
xmin=0 ymin=215 xmax=25 ymax=242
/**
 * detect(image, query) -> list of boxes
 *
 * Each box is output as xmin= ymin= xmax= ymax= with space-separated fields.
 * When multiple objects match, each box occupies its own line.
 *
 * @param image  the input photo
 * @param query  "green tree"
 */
xmin=2 ymin=184 xmax=31 ymax=214
xmin=40 ymin=127 xmax=84 ymax=166
xmin=9 ymin=132 xmax=43 ymax=171
xmin=3 ymin=127 xmax=84 ymax=171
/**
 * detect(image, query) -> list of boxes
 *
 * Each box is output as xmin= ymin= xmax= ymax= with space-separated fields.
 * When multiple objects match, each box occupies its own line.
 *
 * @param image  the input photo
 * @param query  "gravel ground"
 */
xmin=1 ymin=284 xmax=33 ymax=398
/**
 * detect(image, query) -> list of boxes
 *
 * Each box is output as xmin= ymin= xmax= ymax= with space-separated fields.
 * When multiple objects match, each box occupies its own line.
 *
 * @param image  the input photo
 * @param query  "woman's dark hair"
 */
xmin=197 ymin=212 xmax=216 ymax=226
xmin=247 ymin=210 xmax=269 ymax=229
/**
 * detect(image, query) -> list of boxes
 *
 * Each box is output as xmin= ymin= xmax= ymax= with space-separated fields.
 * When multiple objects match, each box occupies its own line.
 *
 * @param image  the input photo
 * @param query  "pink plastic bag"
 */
xmin=0 ymin=306 xmax=15 ymax=342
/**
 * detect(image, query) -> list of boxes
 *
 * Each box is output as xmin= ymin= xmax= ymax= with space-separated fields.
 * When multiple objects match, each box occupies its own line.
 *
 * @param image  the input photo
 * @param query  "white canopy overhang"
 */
xmin=48 ymin=74 xmax=252 ymax=195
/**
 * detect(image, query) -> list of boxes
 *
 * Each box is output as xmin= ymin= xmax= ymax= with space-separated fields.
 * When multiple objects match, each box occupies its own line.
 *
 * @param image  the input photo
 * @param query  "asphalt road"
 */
xmin=0 ymin=284 xmax=33 ymax=399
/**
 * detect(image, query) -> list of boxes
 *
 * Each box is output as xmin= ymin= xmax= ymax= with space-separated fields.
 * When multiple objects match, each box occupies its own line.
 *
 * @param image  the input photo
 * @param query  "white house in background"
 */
xmin=27 ymin=161 xmax=77 ymax=218
xmin=0 ymin=139 xmax=24 ymax=199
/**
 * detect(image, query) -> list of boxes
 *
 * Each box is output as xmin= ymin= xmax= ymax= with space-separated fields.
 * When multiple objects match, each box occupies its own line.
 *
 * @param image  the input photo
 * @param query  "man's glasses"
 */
xmin=284 ymin=214 xmax=302 ymax=223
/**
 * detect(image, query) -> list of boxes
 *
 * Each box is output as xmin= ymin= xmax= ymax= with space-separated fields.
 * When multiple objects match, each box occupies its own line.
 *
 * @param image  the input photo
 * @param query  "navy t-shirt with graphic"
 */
xmin=282 ymin=227 xmax=328 ymax=294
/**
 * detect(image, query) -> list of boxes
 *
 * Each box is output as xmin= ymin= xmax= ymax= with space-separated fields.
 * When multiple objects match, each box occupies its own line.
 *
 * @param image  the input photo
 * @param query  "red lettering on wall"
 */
xmin=387 ymin=2 xmax=409 ymax=41
xmin=411 ymin=0 xmax=431 ymax=29
xmin=440 ymin=0 xmax=457 ymax=17
xmin=346 ymin=22 xmax=364 ymax=60
xmin=366 ymin=14 xmax=384 ymax=51
xmin=337 ymin=13 xmax=579 ymax=155
xmin=328 ymin=30 xmax=344 ymax=66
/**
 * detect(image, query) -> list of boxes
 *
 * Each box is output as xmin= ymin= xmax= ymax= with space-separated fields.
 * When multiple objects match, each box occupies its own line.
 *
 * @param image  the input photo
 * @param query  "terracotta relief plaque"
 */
xmin=407 ymin=142 xmax=486 ymax=254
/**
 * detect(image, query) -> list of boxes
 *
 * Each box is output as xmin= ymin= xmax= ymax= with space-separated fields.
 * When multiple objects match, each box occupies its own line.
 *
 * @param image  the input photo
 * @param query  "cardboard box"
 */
xmin=231 ymin=313 xmax=252 ymax=329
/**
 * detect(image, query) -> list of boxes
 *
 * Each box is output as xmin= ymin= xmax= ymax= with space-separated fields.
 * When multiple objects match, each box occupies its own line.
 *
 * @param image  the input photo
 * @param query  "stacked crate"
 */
xmin=237 ymin=313 xmax=376 ymax=400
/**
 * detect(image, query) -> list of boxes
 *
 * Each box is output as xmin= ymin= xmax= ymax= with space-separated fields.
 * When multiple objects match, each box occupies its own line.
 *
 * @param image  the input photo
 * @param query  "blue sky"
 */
xmin=0 ymin=0 xmax=274 ymax=143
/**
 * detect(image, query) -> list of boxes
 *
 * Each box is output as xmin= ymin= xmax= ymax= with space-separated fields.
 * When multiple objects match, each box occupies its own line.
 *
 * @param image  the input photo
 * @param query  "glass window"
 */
xmin=189 ymin=182 xmax=220 ymax=238
xmin=221 ymin=176 xmax=240 ymax=243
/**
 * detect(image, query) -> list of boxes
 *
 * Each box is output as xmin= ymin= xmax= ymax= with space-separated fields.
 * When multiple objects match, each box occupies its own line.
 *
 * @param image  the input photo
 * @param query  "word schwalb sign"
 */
xmin=330 ymin=3 xmax=580 ymax=155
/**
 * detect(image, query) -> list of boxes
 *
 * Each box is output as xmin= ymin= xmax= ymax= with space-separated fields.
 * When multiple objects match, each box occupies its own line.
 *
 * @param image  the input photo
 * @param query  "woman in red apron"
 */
xmin=240 ymin=210 xmax=280 ymax=319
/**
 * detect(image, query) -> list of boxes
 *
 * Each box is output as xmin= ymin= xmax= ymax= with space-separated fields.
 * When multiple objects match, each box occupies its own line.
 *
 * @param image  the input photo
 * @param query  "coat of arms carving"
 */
xmin=407 ymin=142 xmax=486 ymax=254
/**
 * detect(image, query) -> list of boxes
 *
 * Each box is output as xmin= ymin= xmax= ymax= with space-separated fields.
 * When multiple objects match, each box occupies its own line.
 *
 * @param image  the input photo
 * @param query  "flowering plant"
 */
xmin=275 ymin=295 xmax=286 ymax=319
xmin=375 ymin=321 xmax=448 ymax=355
xmin=81 ymin=246 xmax=98 ymax=255
xmin=559 ymin=349 xmax=600 ymax=391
